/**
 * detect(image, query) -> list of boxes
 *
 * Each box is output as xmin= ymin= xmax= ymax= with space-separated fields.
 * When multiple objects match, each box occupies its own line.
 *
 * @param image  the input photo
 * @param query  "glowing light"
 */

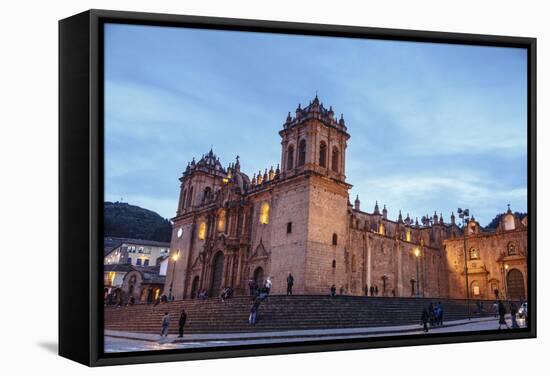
xmin=414 ymin=248 xmax=421 ymax=258
xmin=260 ymin=202 xmax=270 ymax=225
xmin=172 ymin=250 xmax=180 ymax=261
xmin=406 ymin=230 xmax=411 ymax=242
xmin=198 ymin=222 xmax=207 ymax=240
xmin=108 ymin=272 xmax=115 ymax=285
xmin=217 ymin=209 xmax=226 ymax=232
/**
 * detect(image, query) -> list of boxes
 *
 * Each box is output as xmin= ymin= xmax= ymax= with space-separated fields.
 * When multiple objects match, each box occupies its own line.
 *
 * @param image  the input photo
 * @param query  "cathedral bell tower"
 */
xmin=279 ymin=95 xmax=350 ymax=182
xmin=274 ymin=95 xmax=352 ymax=294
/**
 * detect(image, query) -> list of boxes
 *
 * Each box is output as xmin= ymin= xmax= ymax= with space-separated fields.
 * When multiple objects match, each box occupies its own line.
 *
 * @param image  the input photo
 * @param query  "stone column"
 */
xmin=367 ymin=238 xmax=372 ymax=290
xmin=397 ymin=243 xmax=403 ymax=296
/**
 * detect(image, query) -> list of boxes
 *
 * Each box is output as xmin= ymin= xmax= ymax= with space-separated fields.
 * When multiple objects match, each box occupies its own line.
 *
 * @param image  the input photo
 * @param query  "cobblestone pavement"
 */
xmin=104 ymin=316 xmax=527 ymax=353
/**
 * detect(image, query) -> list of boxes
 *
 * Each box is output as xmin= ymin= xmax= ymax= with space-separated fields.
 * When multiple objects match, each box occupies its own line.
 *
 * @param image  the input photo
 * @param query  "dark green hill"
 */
xmin=104 ymin=202 xmax=172 ymax=242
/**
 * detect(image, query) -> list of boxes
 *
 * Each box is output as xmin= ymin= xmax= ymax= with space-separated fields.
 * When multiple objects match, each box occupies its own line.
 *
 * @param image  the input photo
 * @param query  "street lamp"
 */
xmin=414 ymin=247 xmax=421 ymax=297
xmin=457 ymin=208 xmax=471 ymax=320
xmin=168 ymin=250 xmax=180 ymax=301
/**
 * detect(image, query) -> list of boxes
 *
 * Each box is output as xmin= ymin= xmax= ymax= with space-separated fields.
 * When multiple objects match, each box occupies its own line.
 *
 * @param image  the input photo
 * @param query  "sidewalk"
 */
xmin=105 ymin=315 xmax=499 ymax=344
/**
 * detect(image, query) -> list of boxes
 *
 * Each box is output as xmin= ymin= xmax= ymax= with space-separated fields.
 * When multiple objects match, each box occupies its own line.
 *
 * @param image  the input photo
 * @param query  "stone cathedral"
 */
xmin=165 ymin=96 xmax=528 ymax=301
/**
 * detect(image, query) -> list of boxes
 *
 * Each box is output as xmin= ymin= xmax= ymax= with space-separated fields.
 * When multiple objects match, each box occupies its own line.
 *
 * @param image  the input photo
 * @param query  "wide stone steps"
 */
xmin=105 ymin=295 xmax=488 ymax=334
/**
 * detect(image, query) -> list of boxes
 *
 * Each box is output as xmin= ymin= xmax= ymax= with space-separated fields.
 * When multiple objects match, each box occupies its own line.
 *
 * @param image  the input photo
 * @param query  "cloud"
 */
xmin=103 ymin=25 xmax=528 ymax=224
xmin=352 ymin=171 xmax=527 ymax=225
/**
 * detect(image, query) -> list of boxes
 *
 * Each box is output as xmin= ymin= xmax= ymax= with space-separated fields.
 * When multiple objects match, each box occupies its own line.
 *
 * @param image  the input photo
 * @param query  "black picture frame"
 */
xmin=59 ymin=9 xmax=537 ymax=367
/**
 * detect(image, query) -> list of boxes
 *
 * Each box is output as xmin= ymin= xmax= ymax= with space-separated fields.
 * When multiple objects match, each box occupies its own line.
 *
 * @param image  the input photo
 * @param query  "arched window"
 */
xmin=181 ymin=189 xmax=187 ymax=209
xmin=217 ymin=209 xmax=226 ymax=233
xmin=298 ymin=139 xmax=306 ymax=166
xmin=319 ymin=141 xmax=327 ymax=167
xmin=469 ymin=247 xmax=480 ymax=260
xmin=406 ymin=230 xmax=412 ymax=242
xmin=198 ymin=221 xmax=207 ymax=240
xmin=203 ymin=187 xmax=212 ymax=203
xmin=332 ymin=233 xmax=338 ymax=245
xmin=332 ymin=260 xmax=336 ymax=268
xmin=331 ymin=146 xmax=339 ymax=172
xmin=260 ymin=202 xmax=270 ymax=225
xmin=190 ymin=276 xmax=200 ymax=299
xmin=186 ymin=186 xmax=194 ymax=208
xmin=379 ymin=222 xmax=385 ymax=236
xmin=286 ymin=145 xmax=294 ymax=170
xmin=507 ymin=242 xmax=517 ymax=256
xmin=253 ymin=267 xmax=264 ymax=287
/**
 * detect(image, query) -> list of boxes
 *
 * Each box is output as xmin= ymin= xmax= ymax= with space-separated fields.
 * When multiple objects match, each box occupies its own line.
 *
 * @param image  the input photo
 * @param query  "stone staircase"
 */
xmin=104 ymin=295 xmax=489 ymax=334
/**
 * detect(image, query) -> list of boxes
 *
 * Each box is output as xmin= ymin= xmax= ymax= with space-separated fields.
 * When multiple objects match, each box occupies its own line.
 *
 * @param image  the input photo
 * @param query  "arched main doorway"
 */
xmin=190 ymin=276 xmax=200 ymax=299
xmin=507 ymin=268 xmax=525 ymax=300
xmin=254 ymin=267 xmax=264 ymax=288
xmin=210 ymin=252 xmax=225 ymax=298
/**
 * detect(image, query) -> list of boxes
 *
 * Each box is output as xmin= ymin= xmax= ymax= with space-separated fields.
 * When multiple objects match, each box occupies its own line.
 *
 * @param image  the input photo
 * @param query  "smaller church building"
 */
xmin=164 ymin=96 xmax=528 ymax=301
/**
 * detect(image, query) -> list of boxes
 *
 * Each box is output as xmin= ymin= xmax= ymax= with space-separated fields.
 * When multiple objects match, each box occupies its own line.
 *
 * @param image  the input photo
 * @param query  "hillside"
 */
xmin=103 ymin=202 xmax=172 ymax=242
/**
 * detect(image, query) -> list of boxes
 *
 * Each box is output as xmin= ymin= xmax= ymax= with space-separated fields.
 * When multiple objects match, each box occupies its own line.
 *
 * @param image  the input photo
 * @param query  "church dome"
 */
xmin=232 ymin=170 xmax=250 ymax=192
xmin=190 ymin=148 xmax=225 ymax=174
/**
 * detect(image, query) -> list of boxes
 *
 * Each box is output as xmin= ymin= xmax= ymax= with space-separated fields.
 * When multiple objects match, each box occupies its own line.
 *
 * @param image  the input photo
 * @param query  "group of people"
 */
xmin=247 ymin=274 xmax=294 ymax=325
xmin=495 ymin=299 xmax=527 ymax=329
xmin=365 ymin=285 xmax=380 ymax=296
xmin=160 ymin=310 xmax=187 ymax=338
xmin=248 ymin=276 xmax=275 ymax=298
xmin=104 ymin=288 xmax=175 ymax=308
xmin=329 ymin=285 xmax=400 ymax=297
xmin=420 ymin=302 xmax=444 ymax=332
xmin=220 ymin=286 xmax=233 ymax=302
xmin=248 ymin=283 xmax=271 ymax=325
xmin=330 ymin=285 xmax=351 ymax=296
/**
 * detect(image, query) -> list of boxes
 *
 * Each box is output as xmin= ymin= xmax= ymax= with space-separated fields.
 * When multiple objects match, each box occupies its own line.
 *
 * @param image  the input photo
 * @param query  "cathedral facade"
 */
xmin=165 ymin=96 xmax=528 ymax=301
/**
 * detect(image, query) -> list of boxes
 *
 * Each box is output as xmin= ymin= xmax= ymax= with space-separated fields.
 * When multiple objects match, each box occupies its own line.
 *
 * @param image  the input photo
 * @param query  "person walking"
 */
xmin=374 ymin=285 xmax=379 ymax=296
xmin=161 ymin=312 xmax=170 ymax=337
xmin=249 ymin=299 xmax=261 ymax=325
xmin=265 ymin=277 xmax=272 ymax=295
xmin=178 ymin=310 xmax=187 ymax=338
xmin=364 ymin=285 xmax=369 ymax=296
xmin=421 ymin=308 xmax=430 ymax=333
xmin=287 ymin=273 xmax=294 ymax=296
xmin=498 ymin=301 xmax=509 ymax=329
xmin=428 ymin=302 xmax=435 ymax=326
xmin=330 ymin=285 xmax=336 ymax=297
xmin=494 ymin=288 xmax=500 ymax=300
xmin=510 ymin=302 xmax=519 ymax=329
xmin=437 ymin=302 xmax=444 ymax=325
xmin=370 ymin=285 xmax=375 ymax=297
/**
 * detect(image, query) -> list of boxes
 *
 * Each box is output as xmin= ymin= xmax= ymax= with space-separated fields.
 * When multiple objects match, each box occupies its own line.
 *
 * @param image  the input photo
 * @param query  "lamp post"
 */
xmin=414 ymin=247 xmax=421 ymax=297
xmin=168 ymin=250 xmax=180 ymax=301
xmin=457 ymin=208 xmax=471 ymax=320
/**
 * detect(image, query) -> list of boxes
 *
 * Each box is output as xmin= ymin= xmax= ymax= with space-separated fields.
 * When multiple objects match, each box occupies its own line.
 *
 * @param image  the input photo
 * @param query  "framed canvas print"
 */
xmin=59 ymin=9 xmax=536 ymax=366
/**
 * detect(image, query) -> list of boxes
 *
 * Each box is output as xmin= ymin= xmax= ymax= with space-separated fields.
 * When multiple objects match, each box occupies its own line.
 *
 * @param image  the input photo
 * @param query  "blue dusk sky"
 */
xmin=104 ymin=23 xmax=527 ymax=226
